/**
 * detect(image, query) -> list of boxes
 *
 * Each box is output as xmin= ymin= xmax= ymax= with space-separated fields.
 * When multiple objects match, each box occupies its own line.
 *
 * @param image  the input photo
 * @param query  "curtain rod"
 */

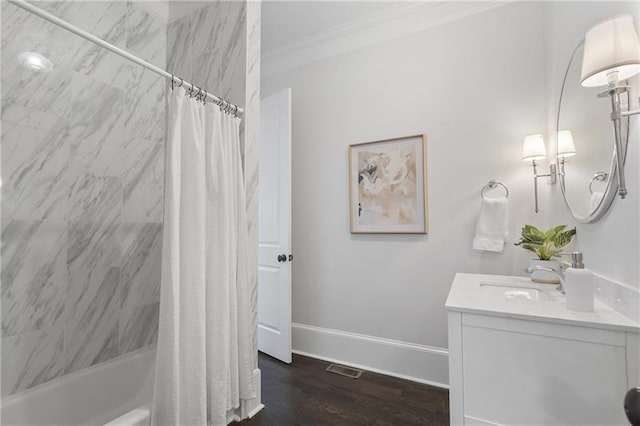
xmin=7 ymin=0 xmax=243 ymax=116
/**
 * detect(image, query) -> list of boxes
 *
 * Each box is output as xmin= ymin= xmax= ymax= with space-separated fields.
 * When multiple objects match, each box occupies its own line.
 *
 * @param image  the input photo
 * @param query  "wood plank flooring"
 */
xmin=237 ymin=353 xmax=449 ymax=425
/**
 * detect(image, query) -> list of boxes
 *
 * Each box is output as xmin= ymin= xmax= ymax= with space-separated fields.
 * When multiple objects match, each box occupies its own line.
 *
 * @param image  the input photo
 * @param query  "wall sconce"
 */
xmin=522 ymin=134 xmax=556 ymax=214
xmin=581 ymin=14 xmax=640 ymax=199
xmin=556 ymin=130 xmax=576 ymax=185
xmin=557 ymin=130 xmax=576 ymax=158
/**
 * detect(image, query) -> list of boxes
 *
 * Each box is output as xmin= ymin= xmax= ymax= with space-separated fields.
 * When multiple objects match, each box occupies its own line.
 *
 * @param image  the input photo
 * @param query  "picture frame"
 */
xmin=349 ymin=134 xmax=428 ymax=234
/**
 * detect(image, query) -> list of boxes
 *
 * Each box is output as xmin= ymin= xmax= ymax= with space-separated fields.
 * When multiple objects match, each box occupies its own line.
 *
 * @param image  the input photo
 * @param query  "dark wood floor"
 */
xmin=237 ymin=352 xmax=449 ymax=425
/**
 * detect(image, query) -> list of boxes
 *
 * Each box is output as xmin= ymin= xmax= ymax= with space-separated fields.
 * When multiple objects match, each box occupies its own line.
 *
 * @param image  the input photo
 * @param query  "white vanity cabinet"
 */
xmin=446 ymin=273 xmax=640 ymax=426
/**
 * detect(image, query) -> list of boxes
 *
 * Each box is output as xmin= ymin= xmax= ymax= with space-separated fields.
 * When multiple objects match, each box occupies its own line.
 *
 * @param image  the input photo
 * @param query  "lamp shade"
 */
xmin=581 ymin=14 xmax=640 ymax=87
xmin=557 ymin=130 xmax=577 ymax=158
xmin=522 ymin=134 xmax=546 ymax=162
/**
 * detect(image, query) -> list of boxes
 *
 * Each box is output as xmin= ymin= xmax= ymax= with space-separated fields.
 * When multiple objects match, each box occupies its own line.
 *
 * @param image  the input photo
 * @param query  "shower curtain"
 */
xmin=151 ymin=87 xmax=255 ymax=426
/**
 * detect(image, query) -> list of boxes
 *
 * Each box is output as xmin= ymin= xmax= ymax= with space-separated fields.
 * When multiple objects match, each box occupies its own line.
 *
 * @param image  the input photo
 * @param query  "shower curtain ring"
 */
xmin=177 ymin=77 xmax=184 ymax=88
xmin=202 ymin=90 xmax=207 ymax=105
xmin=171 ymin=74 xmax=174 ymax=90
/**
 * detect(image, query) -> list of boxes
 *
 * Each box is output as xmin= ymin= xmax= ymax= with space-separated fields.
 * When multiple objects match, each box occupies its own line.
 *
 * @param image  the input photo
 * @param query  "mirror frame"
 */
xmin=556 ymin=40 xmax=630 ymax=224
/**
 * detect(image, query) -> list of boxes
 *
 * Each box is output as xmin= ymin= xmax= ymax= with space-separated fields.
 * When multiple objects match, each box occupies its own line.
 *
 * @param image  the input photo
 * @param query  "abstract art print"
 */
xmin=349 ymin=135 xmax=428 ymax=233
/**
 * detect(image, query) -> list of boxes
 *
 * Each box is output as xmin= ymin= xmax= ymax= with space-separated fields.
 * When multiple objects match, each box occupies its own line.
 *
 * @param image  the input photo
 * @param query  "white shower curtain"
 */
xmin=151 ymin=87 xmax=255 ymax=426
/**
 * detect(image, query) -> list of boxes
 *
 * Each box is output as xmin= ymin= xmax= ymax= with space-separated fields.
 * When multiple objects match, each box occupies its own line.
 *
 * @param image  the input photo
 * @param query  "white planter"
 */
xmin=528 ymin=259 xmax=561 ymax=284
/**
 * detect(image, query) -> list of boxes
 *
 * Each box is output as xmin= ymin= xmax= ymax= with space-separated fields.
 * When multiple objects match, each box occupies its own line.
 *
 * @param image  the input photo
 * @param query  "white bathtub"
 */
xmin=2 ymin=347 xmax=263 ymax=426
xmin=1 ymin=348 xmax=155 ymax=426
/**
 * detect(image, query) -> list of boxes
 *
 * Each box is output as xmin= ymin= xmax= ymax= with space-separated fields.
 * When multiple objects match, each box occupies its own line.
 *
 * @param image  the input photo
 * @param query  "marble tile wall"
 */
xmin=245 ymin=0 xmax=261 ymax=370
xmin=166 ymin=0 xmax=259 ymax=369
xmin=1 ymin=1 xmax=165 ymax=396
xmin=166 ymin=1 xmax=247 ymax=108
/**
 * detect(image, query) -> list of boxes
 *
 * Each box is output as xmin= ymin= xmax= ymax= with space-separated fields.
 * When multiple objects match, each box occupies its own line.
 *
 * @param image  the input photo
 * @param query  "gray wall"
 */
xmin=262 ymin=1 xmax=548 ymax=384
xmin=1 ymin=1 xmax=166 ymax=396
xmin=544 ymin=1 xmax=640 ymax=289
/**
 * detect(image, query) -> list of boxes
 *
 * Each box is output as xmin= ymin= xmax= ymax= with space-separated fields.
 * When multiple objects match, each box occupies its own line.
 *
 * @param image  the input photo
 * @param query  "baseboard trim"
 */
xmin=292 ymin=323 xmax=449 ymax=388
xmin=247 ymin=403 xmax=265 ymax=419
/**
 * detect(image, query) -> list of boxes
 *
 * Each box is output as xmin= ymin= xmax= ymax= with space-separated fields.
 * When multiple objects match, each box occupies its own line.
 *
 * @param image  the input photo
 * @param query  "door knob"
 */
xmin=277 ymin=254 xmax=287 ymax=263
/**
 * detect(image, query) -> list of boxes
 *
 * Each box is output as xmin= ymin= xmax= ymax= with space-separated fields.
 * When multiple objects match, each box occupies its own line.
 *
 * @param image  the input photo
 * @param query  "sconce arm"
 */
xmin=530 ymin=161 xmax=557 ymax=214
xmin=533 ymin=163 xmax=557 ymax=183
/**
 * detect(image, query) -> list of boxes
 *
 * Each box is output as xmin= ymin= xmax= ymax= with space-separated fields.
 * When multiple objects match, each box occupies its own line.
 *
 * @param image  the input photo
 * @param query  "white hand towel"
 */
xmin=590 ymin=191 xmax=604 ymax=211
xmin=473 ymin=197 xmax=509 ymax=252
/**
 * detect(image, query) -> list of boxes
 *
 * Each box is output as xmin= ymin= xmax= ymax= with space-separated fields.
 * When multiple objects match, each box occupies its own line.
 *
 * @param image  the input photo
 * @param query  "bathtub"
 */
xmin=1 ymin=348 xmax=155 ymax=426
xmin=2 ymin=348 xmax=263 ymax=426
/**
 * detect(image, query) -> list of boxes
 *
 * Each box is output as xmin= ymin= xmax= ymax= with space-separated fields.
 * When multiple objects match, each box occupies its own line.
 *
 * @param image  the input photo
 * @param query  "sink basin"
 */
xmin=480 ymin=281 xmax=555 ymax=301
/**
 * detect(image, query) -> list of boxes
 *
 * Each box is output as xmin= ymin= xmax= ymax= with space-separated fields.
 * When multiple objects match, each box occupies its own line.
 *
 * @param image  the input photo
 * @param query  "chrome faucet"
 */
xmin=524 ymin=253 xmax=584 ymax=296
xmin=524 ymin=265 xmax=566 ymax=294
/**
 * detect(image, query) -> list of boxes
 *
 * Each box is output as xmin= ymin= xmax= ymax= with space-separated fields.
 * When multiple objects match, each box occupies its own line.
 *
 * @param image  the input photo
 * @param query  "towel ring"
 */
xmin=589 ymin=172 xmax=608 ymax=194
xmin=481 ymin=180 xmax=509 ymax=199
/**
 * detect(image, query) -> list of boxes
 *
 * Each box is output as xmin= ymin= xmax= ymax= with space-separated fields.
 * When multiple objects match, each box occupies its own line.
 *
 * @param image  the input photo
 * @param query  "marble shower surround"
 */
xmin=167 ymin=1 xmax=246 ymax=108
xmin=244 ymin=0 xmax=261 ymax=371
xmin=1 ymin=0 xmax=258 ymax=398
xmin=1 ymin=1 xmax=165 ymax=396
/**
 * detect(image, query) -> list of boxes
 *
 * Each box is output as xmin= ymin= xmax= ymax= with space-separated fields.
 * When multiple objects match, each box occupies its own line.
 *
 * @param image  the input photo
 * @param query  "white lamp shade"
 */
xmin=557 ymin=130 xmax=577 ymax=157
xmin=522 ymin=134 xmax=546 ymax=161
xmin=581 ymin=14 xmax=640 ymax=87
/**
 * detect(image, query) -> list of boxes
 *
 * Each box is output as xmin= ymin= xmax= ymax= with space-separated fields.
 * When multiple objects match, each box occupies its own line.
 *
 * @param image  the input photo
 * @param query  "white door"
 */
xmin=258 ymin=88 xmax=292 ymax=363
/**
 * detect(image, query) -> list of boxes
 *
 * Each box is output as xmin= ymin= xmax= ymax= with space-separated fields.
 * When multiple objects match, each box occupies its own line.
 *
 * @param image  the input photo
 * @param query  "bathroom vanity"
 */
xmin=446 ymin=273 xmax=640 ymax=426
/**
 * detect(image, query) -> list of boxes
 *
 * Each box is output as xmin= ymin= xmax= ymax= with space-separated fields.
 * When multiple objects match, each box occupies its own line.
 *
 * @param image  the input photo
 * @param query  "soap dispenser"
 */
xmin=564 ymin=252 xmax=594 ymax=312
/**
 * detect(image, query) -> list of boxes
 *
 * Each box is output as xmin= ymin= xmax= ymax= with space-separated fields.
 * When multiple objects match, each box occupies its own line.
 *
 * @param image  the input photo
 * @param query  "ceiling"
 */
xmin=261 ymin=1 xmax=398 ymax=53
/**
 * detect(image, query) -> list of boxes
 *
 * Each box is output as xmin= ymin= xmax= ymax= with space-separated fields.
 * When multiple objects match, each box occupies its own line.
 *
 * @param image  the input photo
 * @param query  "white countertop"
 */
xmin=445 ymin=273 xmax=640 ymax=333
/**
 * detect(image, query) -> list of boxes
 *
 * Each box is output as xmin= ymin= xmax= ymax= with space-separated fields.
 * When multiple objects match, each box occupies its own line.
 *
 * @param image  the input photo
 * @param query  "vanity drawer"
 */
xmin=462 ymin=313 xmax=627 ymax=346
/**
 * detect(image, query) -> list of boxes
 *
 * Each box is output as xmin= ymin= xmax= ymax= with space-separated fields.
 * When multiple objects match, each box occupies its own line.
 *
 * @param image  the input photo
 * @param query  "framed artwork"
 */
xmin=349 ymin=134 xmax=428 ymax=234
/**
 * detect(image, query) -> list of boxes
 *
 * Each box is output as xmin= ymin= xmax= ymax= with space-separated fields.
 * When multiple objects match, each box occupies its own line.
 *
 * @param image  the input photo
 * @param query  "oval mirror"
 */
xmin=556 ymin=41 xmax=630 ymax=223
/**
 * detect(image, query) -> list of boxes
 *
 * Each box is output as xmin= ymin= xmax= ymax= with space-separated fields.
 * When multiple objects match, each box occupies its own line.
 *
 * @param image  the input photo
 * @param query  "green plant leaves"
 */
xmin=514 ymin=224 xmax=576 ymax=260
xmin=518 ymin=225 xmax=545 ymax=245
xmin=544 ymin=225 xmax=567 ymax=240
xmin=553 ymin=227 xmax=577 ymax=249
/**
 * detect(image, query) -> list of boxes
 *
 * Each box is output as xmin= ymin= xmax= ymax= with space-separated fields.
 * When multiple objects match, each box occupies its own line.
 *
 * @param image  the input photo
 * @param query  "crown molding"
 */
xmin=262 ymin=1 xmax=511 ymax=77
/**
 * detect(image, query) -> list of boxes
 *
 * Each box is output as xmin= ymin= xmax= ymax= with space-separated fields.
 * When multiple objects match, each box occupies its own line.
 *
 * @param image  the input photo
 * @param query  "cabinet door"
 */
xmin=462 ymin=314 xmax=628 ymax=425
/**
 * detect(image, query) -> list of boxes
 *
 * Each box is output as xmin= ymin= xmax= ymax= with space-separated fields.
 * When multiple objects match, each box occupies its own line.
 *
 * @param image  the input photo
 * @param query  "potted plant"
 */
xmin=515 ymin=224 xmax=576 ymax=284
